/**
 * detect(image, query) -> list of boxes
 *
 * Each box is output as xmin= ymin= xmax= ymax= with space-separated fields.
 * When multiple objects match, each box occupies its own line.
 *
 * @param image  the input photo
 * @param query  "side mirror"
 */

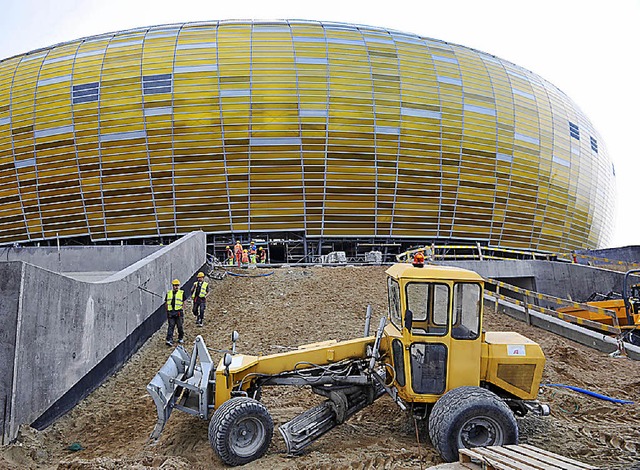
xmin=223 ymin=352 xmax=232 ymax=377
xmin=231 ymin=330 xmax=239 ymax=354
xmin=404 ymin=309 xmax=413 ymax=332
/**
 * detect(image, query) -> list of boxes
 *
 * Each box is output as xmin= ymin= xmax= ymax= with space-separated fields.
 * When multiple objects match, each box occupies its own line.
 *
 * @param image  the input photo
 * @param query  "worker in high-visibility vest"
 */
xmin=242 ymin=249 xmax=249 ymax=266
xmin=234 ymin=241 xmax=243 ymax=267
xmin=191 ymin=272 xmax=209 ymax=327
xmin=249 ymin=241 xmax=257 ymax=264
xmin=226 ymin=246 xmax=234 ymax=265
xmin=165 ymin=279 xmax=185 ymax=346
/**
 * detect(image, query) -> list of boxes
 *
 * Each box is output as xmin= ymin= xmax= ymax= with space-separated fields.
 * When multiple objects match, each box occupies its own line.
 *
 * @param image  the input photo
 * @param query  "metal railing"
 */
xmin=484 ymin=278 xmax=621 ymax=335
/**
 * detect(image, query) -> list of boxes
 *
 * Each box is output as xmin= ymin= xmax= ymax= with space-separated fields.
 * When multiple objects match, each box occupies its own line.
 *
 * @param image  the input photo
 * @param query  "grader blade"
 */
xmin=147 ymin=336 xmax=216 ymax=440
xmin=146 ymin=345 xmax=191 ymax=440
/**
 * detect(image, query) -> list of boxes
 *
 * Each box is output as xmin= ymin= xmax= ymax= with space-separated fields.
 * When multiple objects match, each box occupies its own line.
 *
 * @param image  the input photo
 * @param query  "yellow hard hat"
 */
xmin=226 ymin=245 xmax=230 ymax=249
xmin=197 ymin=272 xmax=205 ymax=278
xmin=258 ymin=247 xmax=263 ymax=250
xmin=243 ymin=249 xmax=248 ymax=252
xmin=172 ymin=279 xmax=180 ymax=285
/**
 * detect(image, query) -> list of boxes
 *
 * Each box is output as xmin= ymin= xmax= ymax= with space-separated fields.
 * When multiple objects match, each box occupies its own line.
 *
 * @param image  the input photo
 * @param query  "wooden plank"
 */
xmin=486 ymin=446 xmax=573 ymax=470
xmin=459 ymin=445 xmax=597 ymax=470
xmin=460 ymin=448 xmax=504 ymax=468
xmin=460 ymin=447 xmax=542 ymax=470
xmin=514 ymin=444 xmax=598 ymax=469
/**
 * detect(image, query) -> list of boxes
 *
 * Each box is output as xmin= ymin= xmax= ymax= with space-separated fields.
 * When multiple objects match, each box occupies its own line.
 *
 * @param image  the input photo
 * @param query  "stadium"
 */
xmin=0 ymin=20 xmax=615 ymax=260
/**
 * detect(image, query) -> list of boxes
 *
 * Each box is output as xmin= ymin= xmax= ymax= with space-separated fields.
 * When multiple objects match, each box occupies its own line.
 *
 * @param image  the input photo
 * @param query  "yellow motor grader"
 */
xmin=147 ymin=263 xmax=549 ymax=465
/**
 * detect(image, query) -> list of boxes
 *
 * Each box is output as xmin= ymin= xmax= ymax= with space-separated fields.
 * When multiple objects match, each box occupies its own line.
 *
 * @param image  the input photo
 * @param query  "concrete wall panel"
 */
xmin=4 ymin=231 xmax=205 ymax=442
xmin=0 ymin=262 xmax=23 ymax=444
xmin=0 ymin=245 xmax=161 ymax=273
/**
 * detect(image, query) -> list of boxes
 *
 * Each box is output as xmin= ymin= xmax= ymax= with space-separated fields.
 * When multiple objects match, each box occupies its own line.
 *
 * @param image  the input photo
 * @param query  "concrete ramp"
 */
xmin=0 ymin=231 xmax=206 ymax=444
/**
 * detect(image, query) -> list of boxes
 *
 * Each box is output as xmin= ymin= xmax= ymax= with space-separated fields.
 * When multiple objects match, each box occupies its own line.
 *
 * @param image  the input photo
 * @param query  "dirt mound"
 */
xmin=2 ymin=266 xmax=639 ymax=469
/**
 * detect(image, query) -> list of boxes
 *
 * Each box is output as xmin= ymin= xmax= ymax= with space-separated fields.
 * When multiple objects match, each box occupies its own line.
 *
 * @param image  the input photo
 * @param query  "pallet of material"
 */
xmin=459 ymin=443 xmax=598 ymax=470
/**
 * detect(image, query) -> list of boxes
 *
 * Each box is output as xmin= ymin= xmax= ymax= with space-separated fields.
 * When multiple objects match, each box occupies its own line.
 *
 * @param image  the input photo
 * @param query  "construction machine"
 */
xmin=557 ymin=269 xmax=640 ymax=346
xmin=147 ymin=263 xmax=549 ymax=466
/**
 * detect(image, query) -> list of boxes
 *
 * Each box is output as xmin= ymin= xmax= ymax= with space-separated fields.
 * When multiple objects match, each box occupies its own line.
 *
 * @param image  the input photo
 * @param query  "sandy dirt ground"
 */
xmin=2 ymin=265 xmax=640 ymax=469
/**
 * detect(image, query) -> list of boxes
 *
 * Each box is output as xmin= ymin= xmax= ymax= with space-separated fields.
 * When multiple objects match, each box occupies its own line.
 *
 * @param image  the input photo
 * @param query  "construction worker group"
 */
xmin=164 ymin=272 xmax=209 ymax=346
xmin=226 ymin=240 xmax=267 ymax=267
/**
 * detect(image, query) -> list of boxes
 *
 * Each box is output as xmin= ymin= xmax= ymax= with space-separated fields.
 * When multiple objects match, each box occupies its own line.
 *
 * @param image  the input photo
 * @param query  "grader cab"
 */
xmin=147 ymin=263 xmax=548 ymax=465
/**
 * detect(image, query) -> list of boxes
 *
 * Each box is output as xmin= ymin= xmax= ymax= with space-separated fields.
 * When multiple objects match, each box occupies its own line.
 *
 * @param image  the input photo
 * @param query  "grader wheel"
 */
xmin=208 ymin=397 xmax=274 ymax=466
xmin=428 ymin=386 xmax=518 ymax=462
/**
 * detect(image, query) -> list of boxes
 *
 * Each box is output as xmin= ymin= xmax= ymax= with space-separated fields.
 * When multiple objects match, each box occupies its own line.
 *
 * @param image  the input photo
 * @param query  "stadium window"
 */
xmin=72 ymin=82 xmax=99 ymax=104
xmin=142 ymin=73 xmax=172 ymax=95
xmin=590 ymin=136 xmax=598 ymax=153
xmin=569 ymin=121 xmax=580 ymax=140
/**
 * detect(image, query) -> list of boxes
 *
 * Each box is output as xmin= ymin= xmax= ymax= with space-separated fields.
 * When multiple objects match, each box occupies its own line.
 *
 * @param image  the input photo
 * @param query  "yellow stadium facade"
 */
xmin=0 ymin=20 xmax=615 ymax=253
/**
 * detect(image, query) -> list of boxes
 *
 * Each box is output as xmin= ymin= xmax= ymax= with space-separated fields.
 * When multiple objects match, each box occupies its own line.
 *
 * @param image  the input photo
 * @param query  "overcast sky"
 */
xmin=1 ymin=0 xmax=637 ymax=248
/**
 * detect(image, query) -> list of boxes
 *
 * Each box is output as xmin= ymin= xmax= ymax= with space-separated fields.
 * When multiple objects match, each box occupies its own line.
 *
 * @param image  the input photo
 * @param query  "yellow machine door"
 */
xmin=447 ymin=282 xmax=482 ymax=389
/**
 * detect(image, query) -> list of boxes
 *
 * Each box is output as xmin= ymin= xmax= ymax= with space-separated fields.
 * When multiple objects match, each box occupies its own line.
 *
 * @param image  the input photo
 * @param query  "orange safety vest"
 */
xmin=242 ymin=251 xmax=249 ymax=263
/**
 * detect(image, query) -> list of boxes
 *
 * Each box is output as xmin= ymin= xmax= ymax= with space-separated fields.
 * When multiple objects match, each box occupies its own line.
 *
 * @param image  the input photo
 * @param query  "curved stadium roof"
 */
xmin=0 ymin=20 xmax=615 ymax=251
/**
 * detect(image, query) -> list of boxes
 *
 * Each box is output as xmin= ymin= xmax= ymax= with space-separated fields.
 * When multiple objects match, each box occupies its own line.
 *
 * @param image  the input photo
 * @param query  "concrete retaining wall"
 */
xmin=0 ymin=262 xmax=22 ymax=445
xmin=1 ymin=231 xmax=206 ymax=444
xmin=0 ymin=245 xmax=161 ymax=273
xmin=579 ymin=246 xmax=640 ymax=264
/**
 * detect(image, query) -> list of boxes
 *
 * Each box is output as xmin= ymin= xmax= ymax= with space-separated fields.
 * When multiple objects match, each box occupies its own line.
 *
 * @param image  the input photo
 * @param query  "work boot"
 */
xmin=166 ymin=340 xmax=173 ymax=346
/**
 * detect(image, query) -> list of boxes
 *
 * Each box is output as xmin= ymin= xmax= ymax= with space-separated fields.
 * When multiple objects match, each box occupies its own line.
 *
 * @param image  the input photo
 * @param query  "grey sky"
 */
xmin=1 ymin=0 xmax=637 ymax=247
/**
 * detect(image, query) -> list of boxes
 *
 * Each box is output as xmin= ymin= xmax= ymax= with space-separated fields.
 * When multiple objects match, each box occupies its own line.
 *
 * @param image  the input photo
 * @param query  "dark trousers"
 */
xmin=193 ymin=300 xmax=206 ymax=323
xmin=166 ymin=312 xmax=184 ymax=342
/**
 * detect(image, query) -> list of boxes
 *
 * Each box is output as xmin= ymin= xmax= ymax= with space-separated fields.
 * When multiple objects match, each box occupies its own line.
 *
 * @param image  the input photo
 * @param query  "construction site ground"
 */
xmin=2 ymin=265 xmax=639 ymax=469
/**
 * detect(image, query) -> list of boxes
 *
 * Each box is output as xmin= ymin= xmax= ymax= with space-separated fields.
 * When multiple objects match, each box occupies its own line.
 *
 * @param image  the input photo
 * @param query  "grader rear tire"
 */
xmin=428 ymin=386 xmax=518 ymax=462
xmin=208 ymin=397 xmax=274 ymax=466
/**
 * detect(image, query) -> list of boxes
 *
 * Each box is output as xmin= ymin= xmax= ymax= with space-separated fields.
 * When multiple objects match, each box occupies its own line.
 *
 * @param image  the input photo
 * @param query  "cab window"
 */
xmin=451 ymin=283 xmax=481 ymax=340
xmin=388 ymin=277 xmax=401 ymax=330
xmin=405 ymin=283 xmax=449 ymax=336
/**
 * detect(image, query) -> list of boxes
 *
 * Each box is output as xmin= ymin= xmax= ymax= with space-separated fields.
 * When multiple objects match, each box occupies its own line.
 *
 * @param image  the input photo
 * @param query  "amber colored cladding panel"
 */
xmin=0 ymin=20 xmax=615 ymax=250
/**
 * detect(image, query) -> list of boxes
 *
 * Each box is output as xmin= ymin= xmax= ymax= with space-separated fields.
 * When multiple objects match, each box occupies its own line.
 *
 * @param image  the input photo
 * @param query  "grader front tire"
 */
xmin=428 ymin=386 xmax=518 ymax=462
xmin=208 ymin=397 xmax=274 ymax=466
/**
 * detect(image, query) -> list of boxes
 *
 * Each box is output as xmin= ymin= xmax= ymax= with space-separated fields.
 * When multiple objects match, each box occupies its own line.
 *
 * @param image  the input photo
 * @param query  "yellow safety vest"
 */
xmin=192 ymin=281 xmax=209 ymax=299
xmin=167 ymin=289 xmax=184 ymax=311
